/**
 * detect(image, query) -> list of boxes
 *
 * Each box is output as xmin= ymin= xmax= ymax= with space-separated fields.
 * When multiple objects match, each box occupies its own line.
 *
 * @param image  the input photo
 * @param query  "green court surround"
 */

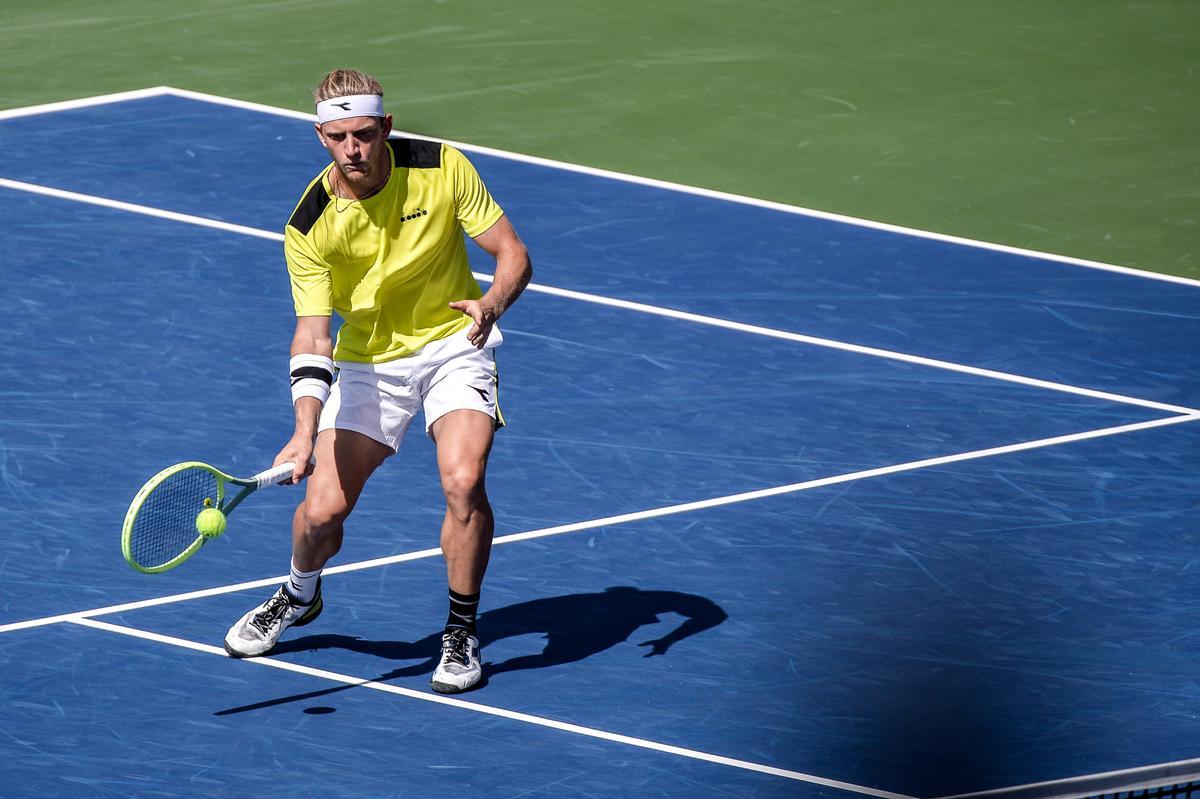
xmin=3 ymin=0 xmax=1197 ymax=278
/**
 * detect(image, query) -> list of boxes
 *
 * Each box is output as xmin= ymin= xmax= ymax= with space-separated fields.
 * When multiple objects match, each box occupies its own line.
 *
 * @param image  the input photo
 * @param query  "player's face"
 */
xmin=315 ymin=115 xmax=394 ymax=188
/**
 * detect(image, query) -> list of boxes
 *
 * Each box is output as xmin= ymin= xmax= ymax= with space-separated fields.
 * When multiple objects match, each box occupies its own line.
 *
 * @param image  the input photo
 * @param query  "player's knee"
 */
xmin=441 ymin=466 xmax=486 ymax=513
xmin=301 ymin=495 xmax=351 ymax=535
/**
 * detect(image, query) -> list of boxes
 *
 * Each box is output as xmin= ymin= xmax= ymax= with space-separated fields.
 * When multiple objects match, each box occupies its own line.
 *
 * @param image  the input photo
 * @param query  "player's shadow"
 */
xmin=214 ymin=586 xmax=727 ymax=715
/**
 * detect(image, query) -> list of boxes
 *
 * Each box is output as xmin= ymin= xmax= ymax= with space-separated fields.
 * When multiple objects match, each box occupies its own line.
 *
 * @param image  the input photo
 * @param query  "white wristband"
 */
xmin=290 ymin=354 xmax=335 ymax=406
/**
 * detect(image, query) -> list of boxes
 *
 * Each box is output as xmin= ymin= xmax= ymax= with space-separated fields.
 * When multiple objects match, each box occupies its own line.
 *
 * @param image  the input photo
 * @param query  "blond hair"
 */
xmin=313 ymin=69 xmax=384 ymax=103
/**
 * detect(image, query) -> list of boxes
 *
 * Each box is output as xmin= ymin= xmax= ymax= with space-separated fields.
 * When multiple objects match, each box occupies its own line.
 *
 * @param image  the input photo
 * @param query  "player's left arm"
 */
xmin=450 ymin=215 xmax=532 ymax=348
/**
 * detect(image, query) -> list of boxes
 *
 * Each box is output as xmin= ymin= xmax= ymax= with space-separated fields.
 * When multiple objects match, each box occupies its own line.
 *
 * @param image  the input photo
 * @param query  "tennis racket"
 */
xmin=121 ymin=461 xmax=296 ymax=574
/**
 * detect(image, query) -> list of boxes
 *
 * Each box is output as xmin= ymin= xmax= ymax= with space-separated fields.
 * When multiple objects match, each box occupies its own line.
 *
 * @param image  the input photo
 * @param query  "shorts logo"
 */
xmin=469 ymin=386 xmax=489 ymax=401
xmin=402 ymin=208 xmax=429 ymax=222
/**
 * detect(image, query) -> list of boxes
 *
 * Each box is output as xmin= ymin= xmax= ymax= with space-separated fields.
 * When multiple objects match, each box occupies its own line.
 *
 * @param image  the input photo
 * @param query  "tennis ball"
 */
xmin=196 ymin=507 xmax=227 ymax=538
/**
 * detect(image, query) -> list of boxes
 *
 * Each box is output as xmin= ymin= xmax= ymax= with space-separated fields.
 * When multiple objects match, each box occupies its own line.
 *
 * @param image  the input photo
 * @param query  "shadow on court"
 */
xmin=215 ymin=586 xmax=727 ymax=715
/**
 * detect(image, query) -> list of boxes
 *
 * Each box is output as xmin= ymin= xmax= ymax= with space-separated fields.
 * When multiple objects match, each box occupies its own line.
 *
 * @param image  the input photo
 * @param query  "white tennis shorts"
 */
xmin=318 ymin=326 xmax=503 ymax=452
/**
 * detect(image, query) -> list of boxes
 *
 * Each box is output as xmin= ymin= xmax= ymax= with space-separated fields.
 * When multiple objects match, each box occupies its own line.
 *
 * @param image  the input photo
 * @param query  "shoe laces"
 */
xmin=249 ymin=591 xmax=294 ymax=635
xmin=441 ymin=628 xmax=472 ymax=666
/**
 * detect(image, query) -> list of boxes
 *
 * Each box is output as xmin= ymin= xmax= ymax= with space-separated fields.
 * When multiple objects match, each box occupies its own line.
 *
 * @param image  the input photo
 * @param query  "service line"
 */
xmin=1 ymin=176 xmax=1194 ymax=417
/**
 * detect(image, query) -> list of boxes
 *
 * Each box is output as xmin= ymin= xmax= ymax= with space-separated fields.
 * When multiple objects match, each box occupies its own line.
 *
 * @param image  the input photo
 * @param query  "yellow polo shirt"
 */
xmin=284 ymin=139 xmax=504 ymax=363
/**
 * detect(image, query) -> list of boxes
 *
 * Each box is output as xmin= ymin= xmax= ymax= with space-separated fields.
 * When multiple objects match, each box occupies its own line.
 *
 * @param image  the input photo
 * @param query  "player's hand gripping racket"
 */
xmin=121 ymin=461 xmax=295 ymax=573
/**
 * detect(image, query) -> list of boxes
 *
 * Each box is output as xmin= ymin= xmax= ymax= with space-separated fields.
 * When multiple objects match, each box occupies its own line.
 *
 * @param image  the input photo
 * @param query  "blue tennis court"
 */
xmin=1 ymin=89 xmax=1199 ymax=798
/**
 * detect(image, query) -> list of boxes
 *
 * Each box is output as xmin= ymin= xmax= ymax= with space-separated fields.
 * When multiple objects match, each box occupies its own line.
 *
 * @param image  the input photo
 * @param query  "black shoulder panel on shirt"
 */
xmin=287 ymin=180 xmax=331 ymax=235
xmin=390 ymin=137 xmax=442 ymax=169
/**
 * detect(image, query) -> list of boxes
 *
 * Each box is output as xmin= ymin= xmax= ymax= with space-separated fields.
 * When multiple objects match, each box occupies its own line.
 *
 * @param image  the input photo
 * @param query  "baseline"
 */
xmin=70 ymin=617 xmax=914 ymax=799
xmin=5 ymin=85 xmax=1198 ymax=289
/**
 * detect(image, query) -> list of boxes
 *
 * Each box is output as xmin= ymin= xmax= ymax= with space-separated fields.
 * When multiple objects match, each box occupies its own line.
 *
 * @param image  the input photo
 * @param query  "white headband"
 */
xmin=316 ymin=94 xmax=385 ymax=124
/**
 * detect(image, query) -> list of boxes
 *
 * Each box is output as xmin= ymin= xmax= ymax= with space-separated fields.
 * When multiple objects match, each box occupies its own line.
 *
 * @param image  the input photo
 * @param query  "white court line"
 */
xmin=68 ymin=617 xmax=915 ymax=799
xmin=508 ymin=282 xmax=1200 ymax=416
xmin=5 ymin=84 xmax=1197 ymax=289
xmin=3 ymin=412 xmax=1195 ymax=636
xmin=0 ymin=87 xmax=172 ymax=121
xmin=0 ymin=177 xmax=280 ymax=241
xmin=1 ymin=175 xmax=1196 ymax=417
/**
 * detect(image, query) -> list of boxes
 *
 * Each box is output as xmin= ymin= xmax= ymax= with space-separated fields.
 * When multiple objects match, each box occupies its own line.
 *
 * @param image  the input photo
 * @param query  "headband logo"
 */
xmin=333 ymin=102 xmax=351 ymax=110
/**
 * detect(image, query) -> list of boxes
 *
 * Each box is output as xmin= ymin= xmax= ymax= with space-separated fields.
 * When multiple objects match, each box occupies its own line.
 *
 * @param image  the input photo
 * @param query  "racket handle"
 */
xmin=253 ymin=462 xmax=296 ymax=488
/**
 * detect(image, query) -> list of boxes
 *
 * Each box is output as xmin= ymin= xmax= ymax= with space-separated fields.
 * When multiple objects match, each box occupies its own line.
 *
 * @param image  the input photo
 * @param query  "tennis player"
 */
xmin=224 ymin=69 xmax=532 ymax=694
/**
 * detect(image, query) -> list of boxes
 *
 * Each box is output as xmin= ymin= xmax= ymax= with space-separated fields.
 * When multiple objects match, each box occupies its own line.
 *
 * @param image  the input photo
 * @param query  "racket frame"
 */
xmin=121 ymin=461 xmax=294 ymax=574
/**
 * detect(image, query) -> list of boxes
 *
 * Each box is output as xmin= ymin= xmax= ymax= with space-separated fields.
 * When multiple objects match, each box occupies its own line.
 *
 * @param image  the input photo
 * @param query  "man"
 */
xmin=223 ymin=69 xmax=532 ymax=695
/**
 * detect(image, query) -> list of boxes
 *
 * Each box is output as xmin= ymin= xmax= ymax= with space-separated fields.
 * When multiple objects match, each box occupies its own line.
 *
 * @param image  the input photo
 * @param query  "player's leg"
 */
xmin=429 ymin=408 xmax=496 ymax=692
xmin=223 ymin=429 xmax=391 ymax=652
xmin=224 ymin=429 xmax=392 ymax=658
xmin=292 ymin=428 xmax=394 ymax=571
xmin=433 ymin=408 xmax=496 ymax=595
xmin=225 ymin=433 xmax=394 ymax=658
xmin=419 ymin=341 xmax=502 ymax=693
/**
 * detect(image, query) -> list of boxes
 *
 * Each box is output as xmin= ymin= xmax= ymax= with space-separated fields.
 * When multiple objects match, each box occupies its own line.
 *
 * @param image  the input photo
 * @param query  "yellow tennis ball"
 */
xmin=196 ymin=507 xmax=227 ymax=538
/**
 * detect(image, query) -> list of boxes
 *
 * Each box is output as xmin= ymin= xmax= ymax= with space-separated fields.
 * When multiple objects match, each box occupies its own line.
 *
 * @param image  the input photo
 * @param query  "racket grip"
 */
xmin=253 ymin=462 xmax=296 ymax=488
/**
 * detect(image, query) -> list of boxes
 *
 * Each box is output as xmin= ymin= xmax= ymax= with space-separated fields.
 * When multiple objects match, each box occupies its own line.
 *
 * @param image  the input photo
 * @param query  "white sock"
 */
xmin=287 ymin=560 xmax=322 ymax=604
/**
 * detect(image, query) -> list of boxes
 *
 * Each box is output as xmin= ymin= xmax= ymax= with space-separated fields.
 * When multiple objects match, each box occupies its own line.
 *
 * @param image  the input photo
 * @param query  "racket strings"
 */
xmin=128 ymin=468 xmax=219 ymax=569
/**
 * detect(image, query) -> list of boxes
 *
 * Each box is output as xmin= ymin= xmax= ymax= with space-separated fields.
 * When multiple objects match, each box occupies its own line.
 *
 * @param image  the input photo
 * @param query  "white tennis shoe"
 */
xmin=224 ymin=581 xmax=323 ymax=658
xmin=431 ymin=628 xmax=482 ymax=693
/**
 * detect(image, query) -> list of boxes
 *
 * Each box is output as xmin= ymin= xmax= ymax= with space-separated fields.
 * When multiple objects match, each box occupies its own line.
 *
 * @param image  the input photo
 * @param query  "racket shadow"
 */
xmin=214 ymin=586 xmax=727 ymax=715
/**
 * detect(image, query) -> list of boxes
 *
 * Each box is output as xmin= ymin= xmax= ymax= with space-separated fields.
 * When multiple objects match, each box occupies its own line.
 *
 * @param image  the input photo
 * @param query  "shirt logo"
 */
xmin=401 ymin=208 xmax=429 ymax=222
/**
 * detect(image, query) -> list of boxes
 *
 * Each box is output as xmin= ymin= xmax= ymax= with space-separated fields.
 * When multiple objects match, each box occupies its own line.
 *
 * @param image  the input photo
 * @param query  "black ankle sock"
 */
xmin=445 ymin=588 xmax=480 ymax=636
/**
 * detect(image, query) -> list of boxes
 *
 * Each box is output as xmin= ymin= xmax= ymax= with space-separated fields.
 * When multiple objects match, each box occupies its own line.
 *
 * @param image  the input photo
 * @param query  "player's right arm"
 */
xmin=280 ymin=197 xmax=335 ymax=483
xmin=276 ymin=315 xmax=333 ymax=483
